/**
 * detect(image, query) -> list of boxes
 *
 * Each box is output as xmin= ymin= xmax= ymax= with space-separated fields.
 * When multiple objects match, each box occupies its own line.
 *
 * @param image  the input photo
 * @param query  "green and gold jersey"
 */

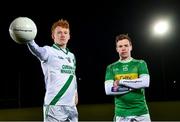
xmin=105 ymin=58 xmax=149 ymax=116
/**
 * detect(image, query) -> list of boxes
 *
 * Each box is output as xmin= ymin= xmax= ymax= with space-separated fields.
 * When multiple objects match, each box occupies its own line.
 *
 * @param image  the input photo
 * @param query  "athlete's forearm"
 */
xmin=119 ymin=74 xmax=150 ymax=89
xmin=105 ymin=80 xmax=131 ymax=95
xmin=27 ymin=40 xmax=48 ymax=61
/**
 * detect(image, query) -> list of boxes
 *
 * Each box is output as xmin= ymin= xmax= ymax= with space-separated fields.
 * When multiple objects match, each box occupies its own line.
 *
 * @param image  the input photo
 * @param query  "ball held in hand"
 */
xmin=9 ymin=17 xmax=37 ymax=44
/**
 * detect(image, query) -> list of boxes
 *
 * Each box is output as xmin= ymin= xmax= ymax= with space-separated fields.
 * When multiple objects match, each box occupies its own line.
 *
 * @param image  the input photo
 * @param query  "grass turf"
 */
xmin=0 ymin=101 xmax=180 ymax=121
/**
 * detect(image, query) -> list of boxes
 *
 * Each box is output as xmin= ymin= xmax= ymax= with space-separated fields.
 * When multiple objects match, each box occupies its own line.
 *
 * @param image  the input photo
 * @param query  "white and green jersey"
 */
xmin=27 ymin=40 xmax=77 ymax=106
xmin=105 ymin=58 xmax=150 ymax=117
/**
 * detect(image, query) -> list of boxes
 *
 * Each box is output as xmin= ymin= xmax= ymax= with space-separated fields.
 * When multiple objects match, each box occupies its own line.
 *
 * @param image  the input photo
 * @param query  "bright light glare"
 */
xmin=153 ymin=20 xmax=169 ymax=35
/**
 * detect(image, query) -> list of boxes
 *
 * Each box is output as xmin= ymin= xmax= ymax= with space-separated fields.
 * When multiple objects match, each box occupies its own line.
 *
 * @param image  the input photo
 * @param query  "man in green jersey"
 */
xmin=104 ymin=34 xmax=151 ymax=122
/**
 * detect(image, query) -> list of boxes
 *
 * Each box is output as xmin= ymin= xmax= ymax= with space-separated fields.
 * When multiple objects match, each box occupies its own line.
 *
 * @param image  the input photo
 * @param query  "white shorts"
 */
xmin=43 ymin=105 xmax=78 ymax=122
xmin=114 ymin=113 xmax=151 ymax=122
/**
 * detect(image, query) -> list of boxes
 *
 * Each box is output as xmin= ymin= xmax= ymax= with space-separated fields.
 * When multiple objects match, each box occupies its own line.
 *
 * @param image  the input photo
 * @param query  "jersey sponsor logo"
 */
xmin=115 ymin=73 xmax=138 ymax=80
xmin=61 ymin=65 xmax=75 ymax=75
xmin=123 ymin=80 xmax=141 ymax=83
xmin=111 ymin=85 xmax=129 ymax=92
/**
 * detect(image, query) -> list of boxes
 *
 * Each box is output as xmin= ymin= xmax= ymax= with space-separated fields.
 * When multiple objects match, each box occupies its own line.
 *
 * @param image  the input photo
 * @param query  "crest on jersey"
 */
xmin=66 ymin=57 xmax=71 ymax=63
xmin=122 ymin=65 xmax=128 ymax=71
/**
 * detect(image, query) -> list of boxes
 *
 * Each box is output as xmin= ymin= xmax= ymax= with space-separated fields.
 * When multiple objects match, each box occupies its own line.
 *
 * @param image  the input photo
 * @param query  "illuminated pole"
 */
xmin=152 ymin=19 xmax=170 ymax=100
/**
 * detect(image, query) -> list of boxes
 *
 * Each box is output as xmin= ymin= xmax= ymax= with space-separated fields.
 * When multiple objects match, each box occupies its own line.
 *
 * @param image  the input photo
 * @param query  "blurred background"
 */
xmin=1 ymin=0 xmax=180 ymax=121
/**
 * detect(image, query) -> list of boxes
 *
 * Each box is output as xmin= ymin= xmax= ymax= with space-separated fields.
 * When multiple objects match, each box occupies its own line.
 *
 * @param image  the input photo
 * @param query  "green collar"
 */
xmin=52 ymin=43 xmax=69 ymax=55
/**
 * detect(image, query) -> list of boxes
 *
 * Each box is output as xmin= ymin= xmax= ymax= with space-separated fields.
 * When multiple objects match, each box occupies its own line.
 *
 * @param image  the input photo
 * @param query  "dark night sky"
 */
xmin=1 ymin=1 xmax=180 ymax=108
